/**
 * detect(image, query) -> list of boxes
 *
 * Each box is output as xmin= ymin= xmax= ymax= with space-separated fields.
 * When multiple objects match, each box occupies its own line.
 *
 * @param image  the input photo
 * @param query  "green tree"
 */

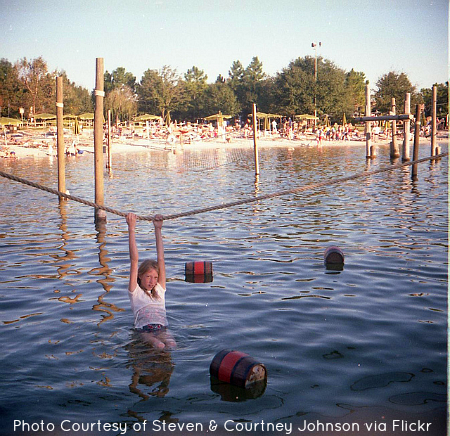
xmin=241 ymin=56 xmax=266 ymax=115
xmin=374 ymin=72 xmax=417 ymax=114
xmin=317 ymin=58 xmax=350 ymax=122
xmin=104 ymin=67 xmax=136 ymax=94
xmin=203 ymin=81 xmax=240 ymax=116
xmin=273 ymin=57 xmax=315 ymax=116
xmin=228 ymin=60 xmax=244 ymax=91
xmin=137 ymin=66 xmax=183 ymax=123
xmin=182 ymin=66 xmax=208 ymax=120
xmin=345 ymin=69 xmax=366 ymax=117
xmin=15 ymin=56 xmax=55 ymax=116
xmin=258 ymin=76 xmax=278 ymax=114
xmin=421 ymin=82 xmax=448 ymax=119
xmin=0 ymin=58 xmax=24 ymax=117
xmin=59 ymin=72 xmax=93 ymax=115
xmin=105 ymin=85 xmax=137 ymax=122
xmin=273 ymin=56 xmax=358 ymax=122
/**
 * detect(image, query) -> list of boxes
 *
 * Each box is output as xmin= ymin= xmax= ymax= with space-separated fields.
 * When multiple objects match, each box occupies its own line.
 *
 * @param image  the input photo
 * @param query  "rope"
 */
xmin=0 ymin=152 xmax=447 ymax=222
xmin=0 ymin=171 xmax=151 ymax=221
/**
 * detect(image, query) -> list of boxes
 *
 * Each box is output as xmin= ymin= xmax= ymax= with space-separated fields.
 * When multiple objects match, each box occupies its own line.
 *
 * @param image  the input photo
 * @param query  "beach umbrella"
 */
xmin=294 ymin=114 xmax=319 ymax=120
xmin=133 ymin=114 xmax=160 ymax=122
xmin=79 ymin=113 xmax=94 ymax=120
xmin=294 ymin=114 xmax=318 ymax=128
xmin=0 ymin=117 xmax=21 ymax=126
xmin=204 ymin=111 xmax=232 ymax=122
xmin=34 ymin=113 xmax=56 ymax=120
xmin=342 ymin=113 xmax=347 ymax=125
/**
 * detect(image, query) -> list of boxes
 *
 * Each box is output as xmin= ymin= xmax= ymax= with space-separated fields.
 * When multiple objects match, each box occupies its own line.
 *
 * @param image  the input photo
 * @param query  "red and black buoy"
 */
xmin=210 ymin=349 xmax=267 ymax=388
xmin=185 ymin=261 xmax=213 ymax=283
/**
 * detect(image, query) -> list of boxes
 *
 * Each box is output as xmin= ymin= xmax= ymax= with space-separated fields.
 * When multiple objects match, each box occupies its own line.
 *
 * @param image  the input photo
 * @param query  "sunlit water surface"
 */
xmin=0 ymin=141 xmax=447 ymax=435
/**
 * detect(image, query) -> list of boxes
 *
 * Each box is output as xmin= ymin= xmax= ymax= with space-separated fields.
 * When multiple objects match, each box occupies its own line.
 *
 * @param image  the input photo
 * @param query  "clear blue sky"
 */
xmin=1 ymin=0 xmax=448 ymax=91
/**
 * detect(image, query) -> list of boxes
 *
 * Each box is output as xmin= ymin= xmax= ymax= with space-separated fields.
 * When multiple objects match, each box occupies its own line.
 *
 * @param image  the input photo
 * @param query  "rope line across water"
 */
xmin=0 ymin=152 xmax=447 ymax=222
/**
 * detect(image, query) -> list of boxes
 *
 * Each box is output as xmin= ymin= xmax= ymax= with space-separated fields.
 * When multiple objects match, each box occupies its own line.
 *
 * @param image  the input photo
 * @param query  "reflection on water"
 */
xmin=92 ymin=220 xmax=124 ymax=325
xmin=0 ymin=143 xmax=447 ymax=430
xmin=126 ymin=337 xmax=174 ymax=401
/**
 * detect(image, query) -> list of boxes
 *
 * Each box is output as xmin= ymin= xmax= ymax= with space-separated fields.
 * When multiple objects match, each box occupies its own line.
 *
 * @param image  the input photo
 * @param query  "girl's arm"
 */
xmin=126 ymin=213 xmax=139 ymax=292
xmin=153 ymin=214 xmax=166 ymax=289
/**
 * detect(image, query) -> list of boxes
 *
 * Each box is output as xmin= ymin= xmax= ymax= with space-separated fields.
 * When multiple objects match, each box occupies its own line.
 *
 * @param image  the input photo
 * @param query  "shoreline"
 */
xmin=1 ymin=132 xmax=448 ymax=159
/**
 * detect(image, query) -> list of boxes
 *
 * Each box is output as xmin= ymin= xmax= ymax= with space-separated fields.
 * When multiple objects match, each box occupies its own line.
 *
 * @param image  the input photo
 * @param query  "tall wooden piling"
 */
xmin=107 ymin=109 xmax=112 ymax=170
xmin=390 ymin=97 xmax=400 ymax=158
xmin=411 ymin=104 xmax=422 ymax=180
xmin=364 ymin=82 xmax=373 ymax=159
xmin=431 ymin=85 xmax=437 ymax=156
xmin=402 ymin=93 xmax=411 ymax=161
xmin=56 ymin=76 xmax=66 ymax=199
xmin=94 ymin=58 xmax=106 ymax=222
xmin=252 ymin=103 xmax=260 ymax=176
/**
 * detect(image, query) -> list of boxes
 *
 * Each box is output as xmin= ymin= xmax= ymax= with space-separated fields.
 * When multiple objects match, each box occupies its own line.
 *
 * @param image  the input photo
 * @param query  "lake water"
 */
xmin=0 ymin=140 xmax=447 ymax=436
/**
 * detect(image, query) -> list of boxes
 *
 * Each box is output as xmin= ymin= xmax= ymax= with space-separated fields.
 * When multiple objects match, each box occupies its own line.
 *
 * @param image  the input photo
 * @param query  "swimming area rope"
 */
xmin=0 ymin=152 xmax=447 ymax=222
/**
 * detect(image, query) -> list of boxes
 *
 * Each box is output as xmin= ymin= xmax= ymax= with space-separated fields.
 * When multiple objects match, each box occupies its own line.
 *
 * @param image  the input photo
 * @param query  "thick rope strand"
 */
xmin=0 ymin=170 xmax=151 ymax=221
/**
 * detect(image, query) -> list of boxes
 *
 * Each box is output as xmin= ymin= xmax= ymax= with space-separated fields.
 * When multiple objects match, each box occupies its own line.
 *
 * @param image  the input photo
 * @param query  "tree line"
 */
xmin=0 ymin=56 xmax=447 ymax=125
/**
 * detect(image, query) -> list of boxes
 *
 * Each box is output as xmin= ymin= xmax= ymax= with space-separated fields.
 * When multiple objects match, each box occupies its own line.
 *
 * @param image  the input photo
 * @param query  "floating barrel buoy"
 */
xmin=185 ymin=261 xmax=213 ymax=283
xmin=324 ymin=246 xmax=344 ymax=264
xmin=210 ymin=376 xmax=266 ymax=402
xmin=324 ymin=246 xmax=344 ymax=271
xmin=210 ymin=349 xmax=267 ymax=389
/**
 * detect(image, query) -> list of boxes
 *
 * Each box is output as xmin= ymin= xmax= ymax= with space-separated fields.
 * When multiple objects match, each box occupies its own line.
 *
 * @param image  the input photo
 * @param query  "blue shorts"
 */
xmin=139 ymin=324 xmax=166 ymax=332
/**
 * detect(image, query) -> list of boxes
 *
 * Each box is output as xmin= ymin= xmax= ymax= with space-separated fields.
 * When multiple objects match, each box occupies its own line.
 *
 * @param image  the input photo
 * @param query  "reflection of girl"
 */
xmin=126 ymin=213 xmax=176 ymax=349
xmin=127 ymin=339 xmax=174 ymax=400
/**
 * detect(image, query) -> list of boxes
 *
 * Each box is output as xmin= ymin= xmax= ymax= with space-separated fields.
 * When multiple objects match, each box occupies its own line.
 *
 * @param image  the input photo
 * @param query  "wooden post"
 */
xmin=252 ymin=103 xmax=260 ymax=176
xmin=402 ymin=93 xmax=411 ymax=161
xmin=431 ymin=85 xmax=437 ymax=156
xmin=390 ymin=97 xmax=400 ymax=158
xmin=107 ymin=109 xmax=112 ymax=170
xmin=56 ymin=76 xmax=66 ymax=199
xmin=94 ymin=58 xmax=106 ymax=222
xmin=411 ymin=104 xmax=422 ymax=180
xmin=364 ymin=82 xmax=372 ymax=158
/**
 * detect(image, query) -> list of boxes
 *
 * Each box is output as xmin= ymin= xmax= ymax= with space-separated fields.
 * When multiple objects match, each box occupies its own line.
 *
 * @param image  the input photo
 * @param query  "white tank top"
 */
xmin=128 ymin=283 xmax=168 ymax=329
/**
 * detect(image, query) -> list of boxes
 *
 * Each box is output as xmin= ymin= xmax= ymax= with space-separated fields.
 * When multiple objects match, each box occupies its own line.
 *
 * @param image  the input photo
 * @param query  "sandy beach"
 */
xmin=1 ymin=129 xmax=448 ymax=159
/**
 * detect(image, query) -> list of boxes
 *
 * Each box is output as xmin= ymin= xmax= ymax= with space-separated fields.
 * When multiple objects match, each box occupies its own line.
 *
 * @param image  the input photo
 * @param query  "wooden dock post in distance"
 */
xmin=94 ymin=58 xmax=106 ymax=222
xmin=56 ymin=76 xmax=66 ymax=199
xmin=364 ymin=82 xmax=373 ymax=159
xmin=411 ymin=104 xmax=423 ymax=180
xmin=402 ymin=93 xmax=411 ymax=161
xmin=431 ymin=85 xmax=437 ymax=156
xmin=252 ymin=103 xmax=260 ymax=176
xmin=107 ymin=109 xmax=112 ymax=170
xmin=390 ymin=97 xmax=400 ymax=158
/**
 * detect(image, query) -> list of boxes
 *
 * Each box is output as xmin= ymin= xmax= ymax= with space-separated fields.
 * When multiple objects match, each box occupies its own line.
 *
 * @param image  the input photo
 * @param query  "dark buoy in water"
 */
xmin=324 ymin=246 xmax=344 ymax=271
xmin=185 ymin=261 xmax=213 ymax=283
xmin=210 ymin=376 xmax=266 ymax=401
xmin=210 ymin=349 xmax=267 ymax=388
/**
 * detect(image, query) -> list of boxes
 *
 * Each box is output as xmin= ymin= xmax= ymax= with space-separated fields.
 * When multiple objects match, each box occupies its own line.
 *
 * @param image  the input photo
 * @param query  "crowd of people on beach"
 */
xmin=1 ymin=115 xmax=446 ymax=159
xmin=114 ymin=118 xmax=370 ymax=145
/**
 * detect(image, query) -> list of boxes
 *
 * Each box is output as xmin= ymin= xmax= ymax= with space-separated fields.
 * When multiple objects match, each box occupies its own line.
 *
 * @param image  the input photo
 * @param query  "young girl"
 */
xmin=126 ymin=212 xmax=176 ymax=349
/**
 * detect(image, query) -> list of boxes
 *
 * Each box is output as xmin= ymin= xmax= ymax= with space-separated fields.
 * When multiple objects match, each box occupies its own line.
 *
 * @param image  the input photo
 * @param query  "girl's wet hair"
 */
xmin=137 ymin=259 xmax=159 ymax=288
